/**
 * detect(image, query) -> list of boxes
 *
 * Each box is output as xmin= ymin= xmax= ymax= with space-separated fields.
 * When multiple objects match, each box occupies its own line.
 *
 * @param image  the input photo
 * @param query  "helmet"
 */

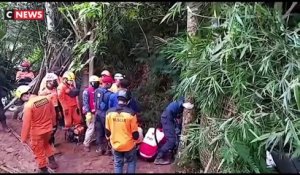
xmin=15 ymin=85 xmax=30 ymax=98
xmin=21 ymin=60 xmax=31 ymax=68
xmin=114 ymin=73 xmax=124 ymax=80
xmin=89 ymin=75 xmax=99 ymax=82
xmin=102 ymin=76 xmax=114 ymax=84
xmin=45 ymin=73 xmax=58 ymax=81
xmin=62 ymin=71 xmax=75 ymax=81
xmin=117 ymin=89 xmax=132 ymax=101
xmin=101 ymin=70 xmax=111 ymax=77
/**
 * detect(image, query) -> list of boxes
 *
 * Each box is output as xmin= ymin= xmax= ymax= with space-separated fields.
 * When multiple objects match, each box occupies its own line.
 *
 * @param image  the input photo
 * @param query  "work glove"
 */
xmin=85 ymin=112 xmax=92 ymax=124
xmin=68 ymin=88 xmax=80 ymax=97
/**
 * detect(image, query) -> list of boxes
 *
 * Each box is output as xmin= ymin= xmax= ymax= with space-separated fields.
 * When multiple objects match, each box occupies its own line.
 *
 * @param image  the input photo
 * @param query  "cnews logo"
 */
xmin=4 ymin=10 xmax=45 ymax=20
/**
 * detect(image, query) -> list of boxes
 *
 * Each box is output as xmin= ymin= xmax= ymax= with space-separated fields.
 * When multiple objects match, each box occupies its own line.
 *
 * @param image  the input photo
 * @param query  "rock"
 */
xmin=6 ymin=148 xmax=14 ymax=153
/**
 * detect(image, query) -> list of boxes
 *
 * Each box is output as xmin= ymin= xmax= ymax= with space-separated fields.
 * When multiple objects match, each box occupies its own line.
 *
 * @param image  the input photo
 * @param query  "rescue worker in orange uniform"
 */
xmin=105 ymin=89 xmax=139 ymax=173
xmin=16 ymin=85 xmax=58 ymax=173
xmin=57 ymin=71 xmax=82 ymax=129
xmin=39 ymin=66 xmax=64 ymax=95
xmin=16 ymin=60 xmax=35 ymax=84
xmin=109 ymin=73 xmax=124 ymax=93
xmin=38 ymin=73 xmax=62 ymax=147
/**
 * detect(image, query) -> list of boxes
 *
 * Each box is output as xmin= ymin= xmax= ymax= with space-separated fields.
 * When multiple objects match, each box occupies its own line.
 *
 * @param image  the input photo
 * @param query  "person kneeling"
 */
xmin=105 ymin=89 xmax=139 ymax=173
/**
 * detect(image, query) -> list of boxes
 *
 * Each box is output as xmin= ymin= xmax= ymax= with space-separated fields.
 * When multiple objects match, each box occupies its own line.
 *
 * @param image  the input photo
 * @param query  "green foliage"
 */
xmin=161 ymin=2 xmax=300 ymax=173
xmin=26 ymin=47 xmax=43 ymax=72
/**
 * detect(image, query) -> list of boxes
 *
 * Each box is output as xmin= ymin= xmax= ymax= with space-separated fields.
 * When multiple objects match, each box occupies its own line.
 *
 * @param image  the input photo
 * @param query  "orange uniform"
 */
xmin=105 ymin=106 xmax=139 ymax=152
xmin=16 ymin=71 xmax=35 ymax=81
xmin=21 ymin=95 xmax=56 ymax=168
xmin=38 ymin=88 xmax=59 ymax=127
xmin=38 ymin=88 xmax=59 ymax=107
xmin=57 ymin=82 xmax=81 ymax=128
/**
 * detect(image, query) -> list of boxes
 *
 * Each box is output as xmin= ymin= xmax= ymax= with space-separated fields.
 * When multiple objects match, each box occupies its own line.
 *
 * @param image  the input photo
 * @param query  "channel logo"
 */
xmin=4 ymin=10 xmax=45 ymax=20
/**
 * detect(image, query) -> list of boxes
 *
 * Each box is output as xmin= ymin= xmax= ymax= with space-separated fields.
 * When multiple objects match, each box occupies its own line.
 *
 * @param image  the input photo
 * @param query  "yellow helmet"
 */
xmin=89 ymin=75 xmax=99 ymax=82
xmin=63 ymin=71 xmax=75 ymax=81
xmin=15 ymin=85 xmax=30 ymax=98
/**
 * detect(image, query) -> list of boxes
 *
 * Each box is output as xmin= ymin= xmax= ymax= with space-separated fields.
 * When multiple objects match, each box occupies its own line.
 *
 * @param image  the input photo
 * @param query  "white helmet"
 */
xmin=45 ymin=73 xmax=58 ymax=81
xmin=114 ymin=73 xmax=124 ymax=80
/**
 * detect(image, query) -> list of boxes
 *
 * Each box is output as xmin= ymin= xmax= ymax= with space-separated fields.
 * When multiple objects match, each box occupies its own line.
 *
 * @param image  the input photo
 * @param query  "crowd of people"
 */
xmin=0 ymin=60 xmax=194 ymax=173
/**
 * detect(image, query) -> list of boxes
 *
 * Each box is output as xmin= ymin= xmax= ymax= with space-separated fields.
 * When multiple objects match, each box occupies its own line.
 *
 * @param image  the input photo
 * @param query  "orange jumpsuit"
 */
xmin=21 ymin=95 xmax=56 ymax=169
xmin=16 ymin=71 xmax=35 ymax=81
xmin=57 ymin=82 xmax=82 ymax=128
xmin=38 ymin=88 xmax=59 ymax=127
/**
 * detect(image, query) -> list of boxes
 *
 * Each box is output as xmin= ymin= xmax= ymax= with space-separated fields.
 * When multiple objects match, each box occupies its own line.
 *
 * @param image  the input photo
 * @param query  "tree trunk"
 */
xmin=274 ymin=2 xmax=283 ymax=15
xmin=186 ymin=2 xmax=201 ymax=37
xmin=173 ymin=2 xmax=200 ymax=173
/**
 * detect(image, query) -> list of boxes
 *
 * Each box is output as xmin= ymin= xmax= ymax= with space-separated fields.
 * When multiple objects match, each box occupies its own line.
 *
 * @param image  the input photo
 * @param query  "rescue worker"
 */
xmin=105 ymin=89 xmax=139 ymax=173
xmin=109 ymin=73 xmax=124 ymax=93
xmin=82 ymin=75 xmax=100 ymax=152
xmin=16 ymin=85 xmax=58 ymax=173
xmin=109 ymin=78 xmax=140 ymax=114
xmin=38 ymin=73 xmax=62 ymax=147
xmin=94 ymin=75 xmax=114 ymax=155
xmin=39 ymin=66 xmax=64 ymax=95
xmin=57 ymin=71 xmax=82 ymax=129
xmin=99 ymin=70 xmax=111 ymax=86
xmin=16 ymin=60 xmax=35 ymax=84
xmin=39 ymin=67 xmax=65 ymax=128
xmin=154 ymin=97 xmax=194 ymax=165
xmin=0 ymin=87 xmax=10 ymax=132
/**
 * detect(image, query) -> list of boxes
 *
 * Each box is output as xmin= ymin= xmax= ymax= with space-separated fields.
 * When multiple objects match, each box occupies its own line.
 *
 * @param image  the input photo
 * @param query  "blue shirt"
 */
xmin=109 ymin=93 xmax=141 ymax=113
xmin=164 ymin=98 xmax=184 ymax=120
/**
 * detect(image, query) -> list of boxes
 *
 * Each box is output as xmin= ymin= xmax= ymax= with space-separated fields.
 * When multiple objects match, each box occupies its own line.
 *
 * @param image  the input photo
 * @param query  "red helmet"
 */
xmin=21 ymin=60 xmax=31 ymax=68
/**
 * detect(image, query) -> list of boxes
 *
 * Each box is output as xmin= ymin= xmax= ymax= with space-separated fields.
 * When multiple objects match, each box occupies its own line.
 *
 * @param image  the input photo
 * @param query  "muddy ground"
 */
xmin=0 ymin=111 xmax=174 ymax=173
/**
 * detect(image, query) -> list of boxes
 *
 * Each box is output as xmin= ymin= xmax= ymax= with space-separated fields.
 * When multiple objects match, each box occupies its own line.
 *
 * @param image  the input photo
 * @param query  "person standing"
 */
xmin=15 ymin=60 xmax=35 ymax=83
xmin=105 ymin=89 xmax=139 ymax=173
xmin=57 ymin=71 xmax=82 ymax=129
xmin=16 ymin=85 xmax=59 ymax=173
xmin=109 ymin=78 xmax=140 ymax=113
xmin=94 ymin=75 xmax=114 ymax=155
xmin=109 ymin=73 xmax=124 ymax=93
xmin=38 ymin=73 xmax=62 ymax=148
xmin=82 ymin=75 xmax=100 ymax=152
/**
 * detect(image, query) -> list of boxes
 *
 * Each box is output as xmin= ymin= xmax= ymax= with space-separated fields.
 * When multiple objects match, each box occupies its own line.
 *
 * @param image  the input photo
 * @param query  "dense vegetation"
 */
xmin=1 ymin=2 xmax=300 ymax=173
xmin=162 ymin=3 xmax=300 ymax=173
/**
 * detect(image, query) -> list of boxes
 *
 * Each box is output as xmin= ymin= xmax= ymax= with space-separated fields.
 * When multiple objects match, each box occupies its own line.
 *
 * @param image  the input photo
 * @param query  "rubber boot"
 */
xmin=0 ymin=120 xmax=10 ymax=132
xmin=38 ymin=167 xmax=49 ymax=173
xmin=96 ymin=144 xmax=106 ymax=156
xmin=48 ymin=156 xmax=58 ymax=169
xmin=154 ymin=152 xmax=172 ymax=165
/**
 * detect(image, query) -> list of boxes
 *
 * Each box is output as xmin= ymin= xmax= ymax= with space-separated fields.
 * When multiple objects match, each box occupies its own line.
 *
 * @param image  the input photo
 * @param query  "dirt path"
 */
xmin=2 ymin=112 xmax=174 ymax=173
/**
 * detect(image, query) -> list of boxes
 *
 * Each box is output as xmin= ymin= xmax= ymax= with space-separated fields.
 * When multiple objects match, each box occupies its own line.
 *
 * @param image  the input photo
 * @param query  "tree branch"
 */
xmin=283 ymin=2 xmax=298 ymax=20
xmin=136 ymin=19 xmax=150 ymax=54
